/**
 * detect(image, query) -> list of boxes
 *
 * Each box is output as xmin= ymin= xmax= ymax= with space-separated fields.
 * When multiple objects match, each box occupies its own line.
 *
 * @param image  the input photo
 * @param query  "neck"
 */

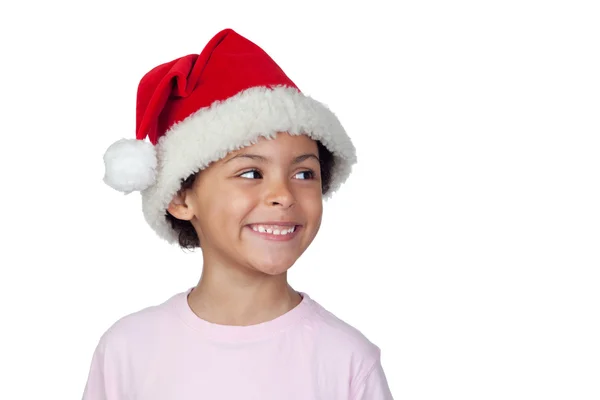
xmin=187 ymin=256 xmax=302 ymax=326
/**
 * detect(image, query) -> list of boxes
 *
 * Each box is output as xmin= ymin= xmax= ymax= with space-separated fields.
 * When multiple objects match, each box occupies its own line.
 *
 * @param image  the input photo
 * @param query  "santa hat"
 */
xmin=103 ymin=28 xmax=356 ymax=244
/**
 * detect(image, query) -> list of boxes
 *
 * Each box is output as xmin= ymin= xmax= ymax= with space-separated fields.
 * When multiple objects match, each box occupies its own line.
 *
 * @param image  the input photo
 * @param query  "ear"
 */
xmin=166 ymin=190 xmax=195 ymax=221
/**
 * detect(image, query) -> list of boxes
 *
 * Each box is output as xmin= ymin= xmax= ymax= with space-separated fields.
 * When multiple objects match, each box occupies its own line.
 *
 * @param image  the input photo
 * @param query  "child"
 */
xmin=85 ymin=28 xmax=393 ymax=399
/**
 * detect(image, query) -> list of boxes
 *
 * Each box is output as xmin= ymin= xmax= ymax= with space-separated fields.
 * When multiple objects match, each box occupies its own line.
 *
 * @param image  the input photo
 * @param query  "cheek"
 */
xmin=198 ymin=187 xmax=257 ymax=232
xmin=300 ymin=190 xmax=323 ymax=226
xmin=312 ymin=203 xmax=324 ymax=230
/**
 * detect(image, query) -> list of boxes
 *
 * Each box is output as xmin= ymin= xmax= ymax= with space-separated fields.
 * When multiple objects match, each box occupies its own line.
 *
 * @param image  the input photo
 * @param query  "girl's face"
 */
xmin=170 ymin=133 xmax=323 ymax=275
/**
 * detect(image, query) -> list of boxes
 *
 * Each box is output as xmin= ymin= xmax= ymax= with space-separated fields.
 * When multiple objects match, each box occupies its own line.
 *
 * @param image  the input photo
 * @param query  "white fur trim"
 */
xmin=141 ymin=86 xmax=356 ymax=244
xmin=103 ymin=138 xmax=157 ymax=193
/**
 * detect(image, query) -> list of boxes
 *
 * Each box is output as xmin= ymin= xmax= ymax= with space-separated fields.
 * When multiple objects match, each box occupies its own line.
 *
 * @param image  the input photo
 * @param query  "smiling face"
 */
xmin=168 ymin=133 xmax=324 ymax=276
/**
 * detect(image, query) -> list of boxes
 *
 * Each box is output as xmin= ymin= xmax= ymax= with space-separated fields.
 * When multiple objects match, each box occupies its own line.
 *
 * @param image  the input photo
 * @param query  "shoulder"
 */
xmin=303 ymin=294 xmax=382 ymax=377
xmin=83 ymin=293 xmax=182 ymax=397
xmin=94 ymin=291 xmax=180 ymax=353
xmin=307 ymin=295 xmax=380 ymax=354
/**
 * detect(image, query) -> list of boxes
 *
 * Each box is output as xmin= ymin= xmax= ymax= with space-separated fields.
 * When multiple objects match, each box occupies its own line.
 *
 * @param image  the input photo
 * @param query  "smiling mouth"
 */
xmin=246 ymin=223 xmax=302 ymax=241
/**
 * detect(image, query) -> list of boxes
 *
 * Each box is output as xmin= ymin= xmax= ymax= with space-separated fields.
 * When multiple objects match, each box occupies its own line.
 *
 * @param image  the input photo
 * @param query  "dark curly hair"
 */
xmin=165 ymin=140 xmax=335 ymax=250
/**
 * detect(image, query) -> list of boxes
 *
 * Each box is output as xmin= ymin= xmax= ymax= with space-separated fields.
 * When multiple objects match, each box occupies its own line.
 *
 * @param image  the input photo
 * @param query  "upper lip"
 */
xmin=247 ymin=221 xmax=301 ymax=226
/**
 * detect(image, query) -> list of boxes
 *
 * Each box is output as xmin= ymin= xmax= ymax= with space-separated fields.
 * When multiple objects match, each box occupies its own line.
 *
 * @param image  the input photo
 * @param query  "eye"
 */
xmin=239 ymin=169 xmax=262 ymax=179
xmin=294 ymin=170 xmax=315 ymax=180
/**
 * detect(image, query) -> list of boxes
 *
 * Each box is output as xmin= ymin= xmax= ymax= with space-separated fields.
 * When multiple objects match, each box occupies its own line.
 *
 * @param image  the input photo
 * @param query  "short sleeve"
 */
xmin=82 ymin=332 xmax=127 ymax=400
xmin=350 ymin=357 xmax=394 ymax=400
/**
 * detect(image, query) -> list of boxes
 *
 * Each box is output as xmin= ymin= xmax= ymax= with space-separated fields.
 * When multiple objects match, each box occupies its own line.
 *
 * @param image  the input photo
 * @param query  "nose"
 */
xmin=265 ymin=179 xmax=296 ymax=209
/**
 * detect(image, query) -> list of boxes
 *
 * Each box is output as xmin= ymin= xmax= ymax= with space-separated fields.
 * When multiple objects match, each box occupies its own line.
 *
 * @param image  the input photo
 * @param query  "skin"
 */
xmin=167 ymin=132 xmax=323 ymax=326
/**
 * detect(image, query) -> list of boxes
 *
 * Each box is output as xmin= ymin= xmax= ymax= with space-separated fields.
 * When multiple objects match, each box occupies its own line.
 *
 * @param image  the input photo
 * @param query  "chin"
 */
xmin=248 ymin=256 xmax=298 ymax=276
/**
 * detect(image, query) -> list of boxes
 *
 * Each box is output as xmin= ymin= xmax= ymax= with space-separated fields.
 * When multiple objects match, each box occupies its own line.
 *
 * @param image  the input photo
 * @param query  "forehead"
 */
xmin=227 ymin=132 xmax=318 ymax=157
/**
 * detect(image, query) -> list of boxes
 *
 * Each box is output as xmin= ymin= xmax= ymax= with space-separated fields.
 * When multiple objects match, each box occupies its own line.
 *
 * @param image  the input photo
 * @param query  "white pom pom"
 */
xmin=103 ymin=138 xmax=157 ymax=193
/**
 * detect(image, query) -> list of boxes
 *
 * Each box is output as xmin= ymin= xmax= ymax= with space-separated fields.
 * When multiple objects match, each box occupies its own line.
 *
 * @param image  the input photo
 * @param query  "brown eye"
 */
xmin=294 ymin=170 xmax=314 ymax=180
xmin=239 ymin=170 xmax=262 ymax=179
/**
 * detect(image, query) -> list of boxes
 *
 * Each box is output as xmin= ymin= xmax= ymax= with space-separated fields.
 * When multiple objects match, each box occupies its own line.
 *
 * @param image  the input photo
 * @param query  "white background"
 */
xmin=0 ymin=0 xmax=598 ymax=399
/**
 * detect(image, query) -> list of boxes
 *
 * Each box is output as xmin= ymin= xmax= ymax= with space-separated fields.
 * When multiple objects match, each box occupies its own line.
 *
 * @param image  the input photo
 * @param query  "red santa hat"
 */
xmin=103 ymin=28 xmax=356 ymax=244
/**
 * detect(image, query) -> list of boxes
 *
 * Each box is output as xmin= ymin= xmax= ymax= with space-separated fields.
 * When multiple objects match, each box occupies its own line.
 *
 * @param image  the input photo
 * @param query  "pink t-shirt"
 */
xmin=82 ymin=288 xmax=393 ymax=399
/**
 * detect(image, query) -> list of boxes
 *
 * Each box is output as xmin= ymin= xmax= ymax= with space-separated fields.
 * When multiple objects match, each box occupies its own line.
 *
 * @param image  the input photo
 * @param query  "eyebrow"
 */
xmin=225 ymin=153 xmax=320 ymax=164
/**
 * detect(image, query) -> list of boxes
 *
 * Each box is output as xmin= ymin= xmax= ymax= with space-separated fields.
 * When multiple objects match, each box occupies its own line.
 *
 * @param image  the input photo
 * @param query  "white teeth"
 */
xmin=251 ymin=225 xmax=297 ymax=235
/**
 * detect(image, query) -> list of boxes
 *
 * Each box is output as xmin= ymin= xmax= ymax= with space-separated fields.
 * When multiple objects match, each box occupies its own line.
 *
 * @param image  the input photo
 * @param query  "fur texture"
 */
xmin=141 ymin=85 xmax=357 ymax=244
xmin=103 ymin=138 xmax=157 ymax=194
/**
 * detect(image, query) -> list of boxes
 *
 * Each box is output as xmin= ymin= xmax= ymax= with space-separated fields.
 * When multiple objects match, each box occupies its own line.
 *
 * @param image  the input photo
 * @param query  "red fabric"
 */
xmin=135 ymin=29 xmax=300 ymax=145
